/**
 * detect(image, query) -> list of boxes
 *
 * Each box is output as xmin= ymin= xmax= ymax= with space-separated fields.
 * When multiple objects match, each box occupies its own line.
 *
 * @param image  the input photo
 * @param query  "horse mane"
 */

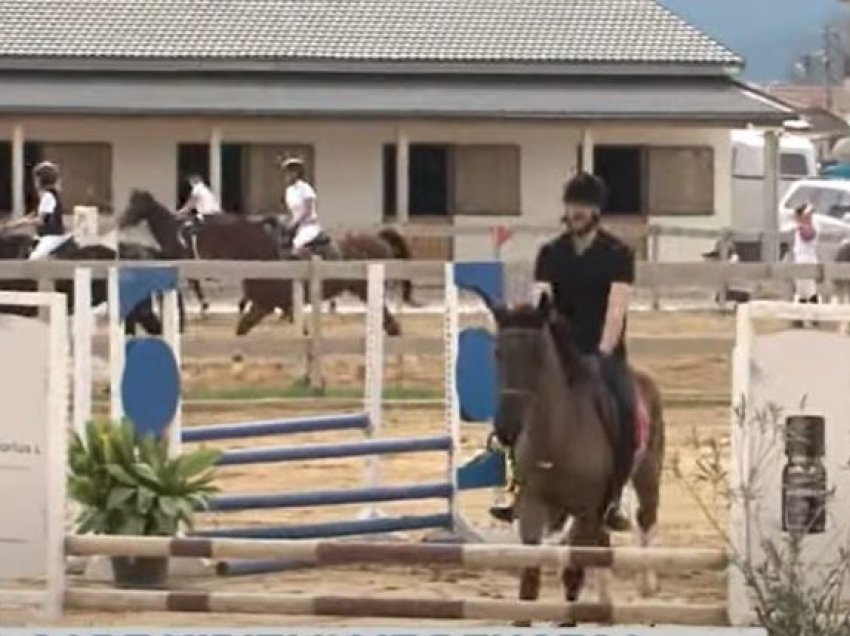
xmin=497 ymin=303 xmax=589 ymax=383
xmin=129 ymin=189 xmax=174 ymax=221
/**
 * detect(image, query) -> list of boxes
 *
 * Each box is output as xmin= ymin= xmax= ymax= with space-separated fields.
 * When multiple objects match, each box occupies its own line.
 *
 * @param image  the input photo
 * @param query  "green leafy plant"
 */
xmin=67 ymin=419 xmax=221 ymax=536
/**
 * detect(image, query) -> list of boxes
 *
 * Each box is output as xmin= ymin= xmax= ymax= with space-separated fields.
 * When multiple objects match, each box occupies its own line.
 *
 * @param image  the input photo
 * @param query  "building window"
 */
xmin=382 ymin=143 xmax=521 ymax=219
xmin=0 ymin=142 xmax=10 ymax=215
xmin=25 ymin=142 xmax=112 ymax=213
xmin=593 ymin=145 xmax=715 ymax=216
xmin=177 ymin=142 xmax=314 ymax=215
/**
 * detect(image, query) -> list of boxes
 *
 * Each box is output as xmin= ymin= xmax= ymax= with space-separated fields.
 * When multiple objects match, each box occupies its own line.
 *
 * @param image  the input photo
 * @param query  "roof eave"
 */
xmin=0 ymin=56 xmax=743 ymax=77
xmin=0 ymin=104 xmax=789 ymax=126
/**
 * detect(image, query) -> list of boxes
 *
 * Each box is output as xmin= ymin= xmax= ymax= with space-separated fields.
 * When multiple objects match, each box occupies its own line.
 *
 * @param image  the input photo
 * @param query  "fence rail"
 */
xmin=1 ymin=259 xmax=850 ymax=283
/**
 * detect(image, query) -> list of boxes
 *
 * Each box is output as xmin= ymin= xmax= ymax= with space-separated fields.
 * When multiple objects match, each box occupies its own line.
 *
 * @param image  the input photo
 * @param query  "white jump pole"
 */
xmin=162 ymin=286 xmax=182 ymax=456
xmin=444 ymin=263 xmax=461 ymax=531
xmin=361 ymin=263 xmax=385 ymax=519
xmin=72 ymin=267 xmax=92 ymax=435
xmin=107 ymin=267 xmax=123 ymax=423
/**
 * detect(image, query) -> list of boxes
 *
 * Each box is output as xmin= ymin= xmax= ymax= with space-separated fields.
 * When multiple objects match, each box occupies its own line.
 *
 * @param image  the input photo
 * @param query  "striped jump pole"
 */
xmin=66 ymin=535 xmax=730 ymax=573
xmin=65 ymin=588 xmax=729 ymax=625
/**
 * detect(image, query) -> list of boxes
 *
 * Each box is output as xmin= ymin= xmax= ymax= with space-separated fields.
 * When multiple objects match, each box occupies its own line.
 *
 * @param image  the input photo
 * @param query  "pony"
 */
xmin=487 ymin=296 xmax=665 ymax=626
xmin=118 ymin=189 xmax=417 ymax=337
xmin=0 ymin=227 xmax=167 ymax=335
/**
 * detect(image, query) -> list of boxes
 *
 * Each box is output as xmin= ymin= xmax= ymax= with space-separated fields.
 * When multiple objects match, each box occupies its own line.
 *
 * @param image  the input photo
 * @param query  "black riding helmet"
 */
xmin=562 ymin=171 xmax=606 ymax=209
xmin=33 ymin=160 xmax=60 ymax=189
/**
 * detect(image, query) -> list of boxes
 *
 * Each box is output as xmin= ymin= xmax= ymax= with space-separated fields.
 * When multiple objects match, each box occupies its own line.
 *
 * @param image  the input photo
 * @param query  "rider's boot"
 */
xmin=488 ymin=446 xmax=519 ymax=523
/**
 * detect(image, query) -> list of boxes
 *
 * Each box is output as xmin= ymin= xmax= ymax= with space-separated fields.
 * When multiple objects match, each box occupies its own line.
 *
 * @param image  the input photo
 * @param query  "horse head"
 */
xmin=486 ymin=293 xmax=568 ymax=447
xmin=120 ymin=190 xmax=175 ymax=230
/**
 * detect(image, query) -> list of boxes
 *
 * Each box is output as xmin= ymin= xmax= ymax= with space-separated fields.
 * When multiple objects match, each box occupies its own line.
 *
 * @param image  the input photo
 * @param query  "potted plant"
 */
xmin=67 ymin=419 xmax=220 ymax=588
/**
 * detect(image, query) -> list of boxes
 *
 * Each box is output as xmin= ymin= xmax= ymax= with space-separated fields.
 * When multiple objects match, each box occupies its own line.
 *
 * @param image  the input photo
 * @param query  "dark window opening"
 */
xmin=409 ymin=144 xmax=450 ymax=217
xmin=593 ymin=145 xmax=644 ymax=216
xmin=176 ymin=143 xmax=209 ymax=209
xmin=0 ymin=142 xmax=10 ymax=215
xmin=383 ymin=144 xmax=397 ymax=220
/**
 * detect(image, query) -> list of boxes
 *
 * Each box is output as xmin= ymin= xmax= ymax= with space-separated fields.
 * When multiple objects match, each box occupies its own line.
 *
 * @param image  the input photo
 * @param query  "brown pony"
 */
xmin=488 ymin=297 xmax=665 ymax=626
xmin=119 ymin=190 xmax=416 ymax=336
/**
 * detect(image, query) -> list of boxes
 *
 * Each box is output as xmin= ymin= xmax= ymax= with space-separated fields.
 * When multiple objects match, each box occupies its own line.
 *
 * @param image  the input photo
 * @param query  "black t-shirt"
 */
xmin=534 ymin=229 xmax=635 ymax=358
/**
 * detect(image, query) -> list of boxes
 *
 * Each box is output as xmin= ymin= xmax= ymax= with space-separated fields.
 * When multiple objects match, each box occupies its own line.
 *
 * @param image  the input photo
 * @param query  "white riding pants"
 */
xmin=28 ymin=234 xmax=73 ymax=260
xmin=293 ymin=222 xmax=322 ymax=250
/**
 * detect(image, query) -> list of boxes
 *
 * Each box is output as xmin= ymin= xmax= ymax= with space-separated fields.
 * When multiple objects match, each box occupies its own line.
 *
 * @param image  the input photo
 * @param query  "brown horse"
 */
xmin=488 ymin=297 xmax=665 ymax=625
xmin=119 ymin=190 xmax=416 ymax=336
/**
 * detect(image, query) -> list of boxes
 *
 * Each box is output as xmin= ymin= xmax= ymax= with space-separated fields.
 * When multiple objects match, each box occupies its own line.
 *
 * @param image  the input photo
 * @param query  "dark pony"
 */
xmin=119 ymin=189 xmax=417 ymax=336
xmin=0 ymin=230 xmax=164 ymax=334
xmin=488 ymin=297 xmax=665 ymax=626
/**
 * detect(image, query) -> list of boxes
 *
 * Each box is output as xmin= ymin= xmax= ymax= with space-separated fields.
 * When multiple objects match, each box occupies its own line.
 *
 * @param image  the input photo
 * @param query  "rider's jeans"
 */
xmin=596 ymin=353 xmax=636 ymax=490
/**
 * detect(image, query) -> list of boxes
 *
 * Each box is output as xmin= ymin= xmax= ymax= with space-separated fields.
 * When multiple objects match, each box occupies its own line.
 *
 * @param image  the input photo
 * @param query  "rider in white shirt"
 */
xmin=177 ymin=175 xmax=221 ymax=220
xmin=280 ymin=157 xmax=322 ymax=252
xmin=792 ymin=203 xmax=820 ymax=305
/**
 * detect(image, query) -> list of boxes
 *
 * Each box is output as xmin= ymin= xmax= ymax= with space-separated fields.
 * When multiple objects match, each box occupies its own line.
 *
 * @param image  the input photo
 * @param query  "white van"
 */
xmin=731 ymin=129 xmax=818 ymax=233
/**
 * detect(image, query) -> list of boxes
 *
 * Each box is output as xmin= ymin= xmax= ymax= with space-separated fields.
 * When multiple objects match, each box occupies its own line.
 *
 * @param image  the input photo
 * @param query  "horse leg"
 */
xmin=631 ymin=447 xmax=663 ymax=597
xmin=189 ymin=279 xmax=209 ymax=319
xmin=514 ymin=495 xmax=546 ymax=627
xmin=561 ymin=514 xmax=609 ymax=627
xmin=126 ymin=299 xmax=163 ymax=336
xmin=382 ymin=304 xmax=401 ymax=336
xmin=236 ymin=302 xmax=273 ymax=337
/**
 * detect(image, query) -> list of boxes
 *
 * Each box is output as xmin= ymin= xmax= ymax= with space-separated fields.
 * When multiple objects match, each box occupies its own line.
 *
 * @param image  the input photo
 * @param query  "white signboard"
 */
xmin=0 ymin=292 xmax=67 ymax=619
xmin=0 ymin=314 xmax=50 ymax=578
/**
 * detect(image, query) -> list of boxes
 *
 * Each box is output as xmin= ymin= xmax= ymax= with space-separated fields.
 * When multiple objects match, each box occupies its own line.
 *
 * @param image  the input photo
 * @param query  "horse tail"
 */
xmin=378 ymin=227 xmax=415 ymax=304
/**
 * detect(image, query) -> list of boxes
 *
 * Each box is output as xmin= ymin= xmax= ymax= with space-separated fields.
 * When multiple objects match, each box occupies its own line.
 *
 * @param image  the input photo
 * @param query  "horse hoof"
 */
xmin=557 ymin=621 xmax=577 ymax=628
xmin=512 ymin=621 xmax=531 ymax=628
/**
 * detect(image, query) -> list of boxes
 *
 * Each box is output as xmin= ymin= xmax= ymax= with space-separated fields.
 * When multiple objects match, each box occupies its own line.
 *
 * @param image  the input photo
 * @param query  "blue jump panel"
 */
xmin=194 ymin=512 xmax=452 ymax=540
xmin=458 ymin=449 xmax=506 ymax=490
xmin=217 ymin=435 xmax=452 ymax=466
xmin=209 ymin=482 xmax=453 ymax=511
xmin=182 ymin=412 xmax=369 ymax=443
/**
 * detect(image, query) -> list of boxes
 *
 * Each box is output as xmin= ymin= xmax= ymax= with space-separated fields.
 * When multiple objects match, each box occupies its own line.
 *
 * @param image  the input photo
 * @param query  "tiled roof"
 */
xmin=0 ymin=0 xmax=741 ymax=66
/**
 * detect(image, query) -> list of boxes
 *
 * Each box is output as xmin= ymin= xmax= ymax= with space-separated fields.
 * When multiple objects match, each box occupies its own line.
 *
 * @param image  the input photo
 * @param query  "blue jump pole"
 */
xmin=200 ymin=513 xmax=452 ymax=576
xmin=216 ymin=435 xmax=452 ymax=466
xmin=209 ymin=481 xmax=453 ymax=511
xmin=182 ymin=412 xmax=369 ymax=443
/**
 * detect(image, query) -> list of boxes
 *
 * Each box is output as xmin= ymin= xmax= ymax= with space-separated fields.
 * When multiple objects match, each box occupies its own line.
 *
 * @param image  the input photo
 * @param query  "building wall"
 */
xmin=0 ymin=116 xmax=731 ymax=262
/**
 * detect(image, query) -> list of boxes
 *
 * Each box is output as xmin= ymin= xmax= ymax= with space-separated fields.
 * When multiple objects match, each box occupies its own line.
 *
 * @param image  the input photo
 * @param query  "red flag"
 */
xmin=491 ymin=225 xmax=513 ymax=247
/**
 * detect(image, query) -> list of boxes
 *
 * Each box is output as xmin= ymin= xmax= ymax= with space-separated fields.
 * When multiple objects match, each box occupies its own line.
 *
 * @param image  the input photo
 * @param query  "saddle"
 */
xmin=592 ymin=367 xmax=651 ymax=470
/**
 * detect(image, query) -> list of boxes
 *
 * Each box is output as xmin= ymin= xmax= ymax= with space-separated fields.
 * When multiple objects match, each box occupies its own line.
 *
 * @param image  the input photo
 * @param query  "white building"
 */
xmin=0 ymin=0 xmax=793 ymax=261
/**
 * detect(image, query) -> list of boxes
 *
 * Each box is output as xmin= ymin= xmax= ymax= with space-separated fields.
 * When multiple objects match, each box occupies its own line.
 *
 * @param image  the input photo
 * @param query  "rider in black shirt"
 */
xmin=490 ymin=171 xmax=636 ymax=532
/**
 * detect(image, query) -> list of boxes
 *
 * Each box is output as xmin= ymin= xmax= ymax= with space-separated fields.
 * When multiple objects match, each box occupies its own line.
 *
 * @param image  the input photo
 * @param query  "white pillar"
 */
xmin=762 ymin=129 xmax=781 ymax=263
xmin=396 ymin=127 xmax=409 ymax=223
xmin=581 ymin=128 xmax=595 ymax=173
xmin=12 ymin=123 xmax=25 ymax=217
xmin=209 ymin=126 xmax=223 ymax=201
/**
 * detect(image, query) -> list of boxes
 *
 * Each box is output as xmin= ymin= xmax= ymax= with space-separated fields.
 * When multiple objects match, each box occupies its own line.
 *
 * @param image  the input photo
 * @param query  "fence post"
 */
xmin=717 ymin=228 xmax=732 ymax=310
xmin=307 ymin=256 xmax=323 ymax=392
xmin=648 ymin=226 xmax=661 ymax=311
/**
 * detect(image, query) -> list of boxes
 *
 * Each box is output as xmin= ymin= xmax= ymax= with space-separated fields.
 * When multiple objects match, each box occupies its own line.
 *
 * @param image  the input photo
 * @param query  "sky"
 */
xmin=658 ymin=0 xmax=849 ymax=82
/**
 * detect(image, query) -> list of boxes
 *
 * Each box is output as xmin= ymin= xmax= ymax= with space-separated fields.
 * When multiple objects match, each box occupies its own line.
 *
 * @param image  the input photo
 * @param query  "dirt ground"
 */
xmin=6 ymin=309 xmax=752 ymax=626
